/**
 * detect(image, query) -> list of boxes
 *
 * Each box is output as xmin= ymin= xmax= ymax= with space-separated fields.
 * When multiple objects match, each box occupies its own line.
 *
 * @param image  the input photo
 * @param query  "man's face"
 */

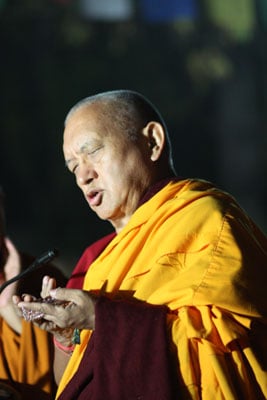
xmin=63 ymin=105 xmax=154 ymax=231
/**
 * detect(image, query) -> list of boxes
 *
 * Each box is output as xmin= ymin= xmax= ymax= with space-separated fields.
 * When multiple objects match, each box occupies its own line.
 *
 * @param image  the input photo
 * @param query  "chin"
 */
xmin=95 ymin=210 xmax=112 ymax=221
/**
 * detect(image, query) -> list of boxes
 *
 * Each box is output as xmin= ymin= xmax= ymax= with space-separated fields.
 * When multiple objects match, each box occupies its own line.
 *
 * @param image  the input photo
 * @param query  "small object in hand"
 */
xmin=21 ymin=308 xmax=45 ymax=322
xmin=21 ymin=296 xmax=71 ymax=322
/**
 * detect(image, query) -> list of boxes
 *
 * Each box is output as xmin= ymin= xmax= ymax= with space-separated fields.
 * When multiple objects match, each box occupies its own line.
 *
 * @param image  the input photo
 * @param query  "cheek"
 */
xmin=101 ymin=154 xmax=126 ymax=180
xmin=102 ymin=164 xmax=130 ymax=201
xmin=101 ymin=148 xmax=147 ymax=189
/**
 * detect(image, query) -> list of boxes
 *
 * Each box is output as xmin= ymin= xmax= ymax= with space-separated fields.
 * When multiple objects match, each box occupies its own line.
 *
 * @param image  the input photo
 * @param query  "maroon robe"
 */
xmin=59 ymin=233 xmax=180 ymax=399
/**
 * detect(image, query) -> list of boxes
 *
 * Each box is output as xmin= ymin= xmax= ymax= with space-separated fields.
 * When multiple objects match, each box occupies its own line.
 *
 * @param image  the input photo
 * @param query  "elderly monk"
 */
xmin=0 ymin=188 xmax=67 ymax=399
xmin=16 ymin=90 xmax=267 ymax=399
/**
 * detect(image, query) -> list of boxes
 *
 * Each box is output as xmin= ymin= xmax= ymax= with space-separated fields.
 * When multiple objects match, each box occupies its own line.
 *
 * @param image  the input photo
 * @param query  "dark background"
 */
xmin=0 ymin=0 xmax=266 ymax=276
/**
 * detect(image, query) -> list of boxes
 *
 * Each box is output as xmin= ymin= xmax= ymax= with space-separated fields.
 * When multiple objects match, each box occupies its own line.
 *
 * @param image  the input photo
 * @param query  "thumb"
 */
xmin=50 ymin=287 xmax=81 ymax=303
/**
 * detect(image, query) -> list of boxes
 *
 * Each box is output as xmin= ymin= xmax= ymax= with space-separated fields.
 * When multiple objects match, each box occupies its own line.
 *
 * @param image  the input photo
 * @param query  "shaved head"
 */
xmin=65 ymin=90 xmax=176 ymax=173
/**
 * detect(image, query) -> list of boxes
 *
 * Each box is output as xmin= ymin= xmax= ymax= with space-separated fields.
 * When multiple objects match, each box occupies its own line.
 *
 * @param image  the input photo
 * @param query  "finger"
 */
xmin=21 ymin=294 xmax=37 ymax=302
xmin=38 ymin=313 xmax=61 ymax=325
xmin=47 ymin=277 xmax=57 ymax=291
xmin=21 ymin=308 xmax=45 ymax=322
xmin=20 ymin=303 xmax=72 ymax=329
xmin=17 ymin=301 xmax=52 ymax=320
xmin=41 ymin=275 xmax=56 ymax=298
xmin=40 ymin=275 xmax=50 ymax=298
xmin=19 ymin=302 xmax=55 ymax=323
xmin=12 ymin=295 xmax=21 ymax=305
xmin=49 ymin=287 xmax=82 ymax=303
xmin=37 ymin=320 xmax=58 ymax=331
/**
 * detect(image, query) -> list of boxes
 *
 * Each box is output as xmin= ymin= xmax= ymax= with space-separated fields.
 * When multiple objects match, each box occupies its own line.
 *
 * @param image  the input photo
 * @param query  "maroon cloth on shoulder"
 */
xmin=66 ymin=232 xmax=116 ymax=289
xmin=58 ymin=297 xmax=179 ymax=400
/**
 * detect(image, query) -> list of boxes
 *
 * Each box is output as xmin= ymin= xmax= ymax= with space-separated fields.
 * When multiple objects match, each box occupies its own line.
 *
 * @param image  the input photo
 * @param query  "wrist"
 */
xmin=53 ymin=336 xmax=75 ymax=354
xmin=53 ymin=328 xmax=74 ymax=347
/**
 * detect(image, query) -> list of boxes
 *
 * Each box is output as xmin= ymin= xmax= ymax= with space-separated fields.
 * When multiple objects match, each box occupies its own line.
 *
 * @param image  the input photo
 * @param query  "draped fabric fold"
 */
xmin=58 ymin=297 xmax=180 ymax=400
xmin=57 ymin=179 xmax=267 ymax=399
xmin=0 ymin=319 xmax=56 ymax=399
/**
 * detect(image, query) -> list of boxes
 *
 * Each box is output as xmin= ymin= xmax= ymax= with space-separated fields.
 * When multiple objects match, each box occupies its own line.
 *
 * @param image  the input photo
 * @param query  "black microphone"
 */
xmin=0 ymin=248 xmax=58 ymax=294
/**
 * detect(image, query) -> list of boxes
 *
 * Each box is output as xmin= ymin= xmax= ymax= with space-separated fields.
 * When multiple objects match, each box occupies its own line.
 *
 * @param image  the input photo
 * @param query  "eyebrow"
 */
xmin=65 ymin=141 xmax=100 ymax=168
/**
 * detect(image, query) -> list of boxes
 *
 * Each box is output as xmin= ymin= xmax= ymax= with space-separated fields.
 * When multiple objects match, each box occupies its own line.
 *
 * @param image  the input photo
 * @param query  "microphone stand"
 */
xmin=0 ymin=248 xmax=58 ymax=294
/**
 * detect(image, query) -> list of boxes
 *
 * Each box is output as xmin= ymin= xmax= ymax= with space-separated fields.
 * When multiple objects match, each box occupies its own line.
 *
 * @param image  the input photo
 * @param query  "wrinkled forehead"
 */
xmin=63 ymin=105 xmax=114 ymax=163
xmin=66 ymin=102 xmax=107 ymax=127
xmin=63 ymin=102 xmax=130 ymax=151
xmin=64 ymin=104 xmax=107 ymax=140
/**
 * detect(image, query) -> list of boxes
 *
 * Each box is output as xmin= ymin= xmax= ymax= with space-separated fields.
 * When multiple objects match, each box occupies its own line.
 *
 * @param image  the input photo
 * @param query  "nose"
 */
xmin=76 ymin=161 xmax=96 ymax=187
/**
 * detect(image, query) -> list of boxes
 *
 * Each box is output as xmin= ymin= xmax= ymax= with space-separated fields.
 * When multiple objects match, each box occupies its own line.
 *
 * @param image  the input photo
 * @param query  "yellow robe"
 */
xmin=57 ymin=179 xmax=267 ymax=399
xmin=0 ymin=318 xmax=56 ymax=399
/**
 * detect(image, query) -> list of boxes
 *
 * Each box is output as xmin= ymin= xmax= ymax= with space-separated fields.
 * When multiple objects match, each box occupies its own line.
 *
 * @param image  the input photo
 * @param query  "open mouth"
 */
xmin=87 ymin=190 xmax=102 ymax=206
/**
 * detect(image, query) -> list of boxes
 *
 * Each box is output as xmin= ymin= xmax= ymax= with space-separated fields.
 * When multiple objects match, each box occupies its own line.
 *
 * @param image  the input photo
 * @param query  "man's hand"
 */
xmin=16 ymin=286 xmax=96 ymax=336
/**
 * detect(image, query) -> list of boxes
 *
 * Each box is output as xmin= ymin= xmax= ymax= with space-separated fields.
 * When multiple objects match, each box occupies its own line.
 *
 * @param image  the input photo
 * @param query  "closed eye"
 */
xmin=87 ymin=146 xmax=103 ymax=156
xmin=65 ymin=160 xmax=78 ymax=174
xmin=71 ymin=164 xmax=78 ymax=173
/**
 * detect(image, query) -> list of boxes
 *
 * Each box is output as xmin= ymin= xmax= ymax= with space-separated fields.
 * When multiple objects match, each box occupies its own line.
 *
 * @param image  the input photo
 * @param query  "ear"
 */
xmin=142 ymin=121 xmax=165 ymax=162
